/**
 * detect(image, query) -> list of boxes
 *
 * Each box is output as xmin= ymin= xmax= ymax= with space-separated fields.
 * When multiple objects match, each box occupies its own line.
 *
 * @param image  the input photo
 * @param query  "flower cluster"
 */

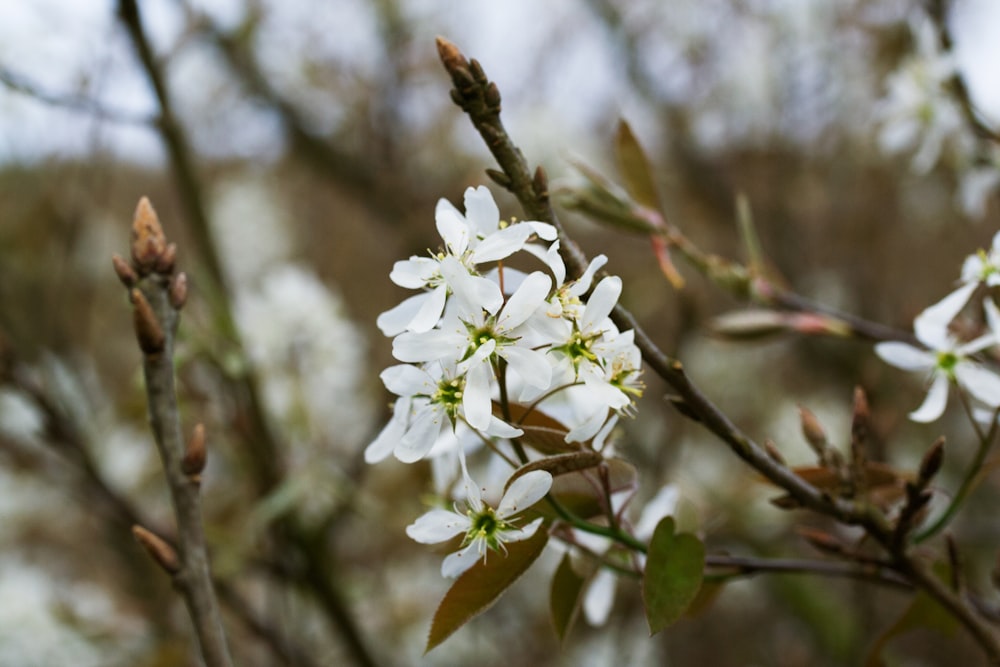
xmin=366 ymin=185 xmax=644 ymax=574
xmin=876 ymin=232 xmax=1000 ymax=422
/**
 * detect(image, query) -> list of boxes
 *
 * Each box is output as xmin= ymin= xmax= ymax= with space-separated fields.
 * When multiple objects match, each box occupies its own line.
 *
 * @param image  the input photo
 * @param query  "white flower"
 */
xmin=392 ymin=269 xmax=553 ymax=430
xmin=876 ymin=283 xmax=1000 ymax=422
xmin=961 ymin=231 xmax=1000 ymax=286
xmin=376 ymin=186 xmax=556 ymax=336
xmin=364 ymin=362 xmax=522 ymax=464
xmin=406 ymin=468 xmax=553 ymax=578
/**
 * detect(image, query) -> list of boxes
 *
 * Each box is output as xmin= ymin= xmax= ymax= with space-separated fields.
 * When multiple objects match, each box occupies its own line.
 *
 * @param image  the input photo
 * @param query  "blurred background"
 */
xmin=1 ymin=0 xmax=999 ymax=665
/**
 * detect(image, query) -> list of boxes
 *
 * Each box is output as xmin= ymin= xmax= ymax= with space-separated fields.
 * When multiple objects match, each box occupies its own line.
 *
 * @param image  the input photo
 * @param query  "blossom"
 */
xmin=876 ymin=283 xmax=1000 ymax=422
xmin=961 ymin=231 xmax=1000 ymax=287
xmin=364 ymin=362 xmax=522 ymax=464
xmin=376 ymin=186 xmax=556 ymax=336
xmin=392 ymin=269 xmax=553 ymax=430
xmin=406 ymin=468 xmax=553 ymax=578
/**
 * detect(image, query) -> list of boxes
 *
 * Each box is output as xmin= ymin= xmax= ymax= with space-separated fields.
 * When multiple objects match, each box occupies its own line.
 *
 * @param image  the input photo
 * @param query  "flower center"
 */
xmin=936 ymin=350 xmax=959 ymax=375
xmin=433 ymin=377 xmax=465 ymax=421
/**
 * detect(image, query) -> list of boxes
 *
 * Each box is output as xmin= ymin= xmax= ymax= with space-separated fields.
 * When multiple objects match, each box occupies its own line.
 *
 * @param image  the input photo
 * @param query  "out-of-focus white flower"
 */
xmin=876 ymin=282 xmax=1000 ymax=422
xmin=961 ymin=230 xmax=1000 ymax=285
xmin=406 ymin=467 xmax=552 ymax=578
xmin=236 ymin=264 xmax=374 ymax=462
xmin=958 ymin=165 xmax=1000 ymax=219
xmin=877 ymin=14 xmax=967 ymax=174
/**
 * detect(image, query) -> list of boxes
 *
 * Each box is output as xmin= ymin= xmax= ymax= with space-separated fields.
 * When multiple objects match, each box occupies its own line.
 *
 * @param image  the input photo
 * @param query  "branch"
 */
xmin=120 ymin=197 xmax=233 ymax=667
xmin=436 ymin=37 xmax=1000 ymax=662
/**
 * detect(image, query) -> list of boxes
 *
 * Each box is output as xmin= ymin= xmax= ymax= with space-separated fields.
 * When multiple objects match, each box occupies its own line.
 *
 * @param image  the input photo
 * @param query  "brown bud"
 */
xmin=798 ymin=527 xmax=844 ymax=556
xmin=484 ymin=81 xmax=502 ymax=110
xmin=798 ymin=405 xmax=828 ymax=457
xmin=132 ymin=525 xmax=180 ymax=573
xmin=711 ymin=309 xmax=790 ymax=341
xmin=918 ymin=437 xmax=945 ymax=485
xmin=485 ymin=168 xmax=511 ymax=190
xmin=169 ymin=272 xmax=188 ymax=310
xmin=130 ymin=197 xmax=167 ymax=273
xmin=154 ymin=242 xmax=177 ymax=275
xmin=182 ymin=423 xmax=207 ymax=478
xmin=764 ymin=439 xmax=786 ymax=465
xmin=469 ymin=58 xmax=487 ymax=84
xmin=131 ymin=289 xmax=165 ymax=354
xmin=112 ymin=253 xmax=138 ymax=288
xmin=851 ymin=386 xmax=870 ymax=451
xmin=533 ymin=166 xmax=549 ymax=199
xmin=436 ymin=36 xmax=469 ymax=80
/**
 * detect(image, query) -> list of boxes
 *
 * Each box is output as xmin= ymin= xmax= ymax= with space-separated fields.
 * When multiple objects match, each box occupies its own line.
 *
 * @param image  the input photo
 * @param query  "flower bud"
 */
xmin=132 ymin=525 xmax=180 ymax=573
xmin=131 ymin=288 xmax=165 ymax=354
xmin=130 ymin=197 xmax=167 ymax=274
xmin=182 ymin=423 xmax=207 ymax=479
xmin=918 ymin=437 xmax=945 ymax=486
xmin=154 ymin=242 xmax=177 ymax=275
xmin=169 ymin=272 xmax=188 ymax=310
xmin=111 ymin=253 xmax=137 ymax=288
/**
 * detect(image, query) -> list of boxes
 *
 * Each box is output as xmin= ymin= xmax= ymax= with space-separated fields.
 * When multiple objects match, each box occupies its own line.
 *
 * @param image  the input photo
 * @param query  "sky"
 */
xmin=0 ymin=0 xmax=998 ymax=165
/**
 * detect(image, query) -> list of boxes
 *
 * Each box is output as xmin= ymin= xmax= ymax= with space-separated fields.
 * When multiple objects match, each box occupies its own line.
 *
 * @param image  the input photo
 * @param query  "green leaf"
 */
xmin=642 ymin=517 xmax=704 ymax=635
xmin=426 ymin=529 xmax=549 ymax=652
xmin=550 ymin=553 xmax=586 ymax=643
xmin=864 ymin=565 xmax=959 ymax=667
xmin=615 ymin=119 xmax=661 ymax=212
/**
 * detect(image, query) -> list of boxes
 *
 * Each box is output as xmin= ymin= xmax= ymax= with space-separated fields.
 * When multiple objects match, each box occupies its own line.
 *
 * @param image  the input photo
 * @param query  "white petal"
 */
xmin=497 ymin=471 xmax=553 ymax=518
xmin=484 ymin=416 xmax=524 ymax=439
xmin=956 ymin=363 xmax=1000 ymax=407
xmin=439 ymin=255 xmax=503 ymax=315
xmin=390 ymin=257 xmax=438 ymax=289
xmin=569 ymin=254 xmax=609 ymax=298
xmin=497 ymin=272 xmax=551 ymax=331
xmin=397 ymin=406 xmax=445 ymax=462
xmin=583 ymin=569 xmax=617 ymax=626
xmin=497 ymin=516 xmax=544 ymax=543
xmin=566 ymin=408 xmax=609 ymax=443
xmin=392 ymin=330 xmax=463 ymax=363
xmin=874 ymin=342 xmax=934 ymax=371
xmin=380 ymin=364 xmax=433 ymax=396
xmin=376 ymin=293 xmax=428 ymax=337
xmin=526 ymin=221 xmax=558 ymax=241
xmin=471 ymin=225 xmax=534 ymax=263
xmin=581 ymin=276 xmax=622 ymax=333
xmin=463 ymin=360 xmax=494 ymax=431
xmin=442 ymin=543 xmax=480 ymax=578
xmin=406 ymin=509 xmax=468 ymax=544
xmin=408 ymin=285 xmax=448 ymax=333
xmin=501 ymin=345 xmax=552 ymax=390
xmin=463 ymin=185 xmax=500 ymax=238
xmin=914 ymin=282 xmax=977 ymax=348
xmin=910 ymin=374 xmax=950 ymax=422
xmin=635 ymin=485 xmax=680 ymax=539
xmin=364 ymin=403 xmax=408 ymax=463
xmin=436 ymin=199 xmax=470 ymax=256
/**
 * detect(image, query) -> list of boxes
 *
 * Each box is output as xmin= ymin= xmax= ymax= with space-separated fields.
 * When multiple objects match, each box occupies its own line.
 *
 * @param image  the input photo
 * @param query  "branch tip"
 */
xmin=131 ymin=196 xmax=167 ymax=274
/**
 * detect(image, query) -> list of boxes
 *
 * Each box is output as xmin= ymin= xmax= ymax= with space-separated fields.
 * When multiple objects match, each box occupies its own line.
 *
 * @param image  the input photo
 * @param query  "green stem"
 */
xmin=545 ymin=494 xmax=647 ymax=554
xmin=914 ymin=393 xmax=998 ymax=544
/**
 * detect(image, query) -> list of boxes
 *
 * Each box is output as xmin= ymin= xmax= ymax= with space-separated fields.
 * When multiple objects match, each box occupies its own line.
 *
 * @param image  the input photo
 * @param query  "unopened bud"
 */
xmin=132 ymin=525 xmax=180 ymax=573
xmin=131 ymin=289 xmax=165 ymax=354
xmin=182 ymin=423 xmax=207 ymax=478
xmin=798 ymin=527 xmax=844 ymax=556
xmin=486 ymin=168 xmax=511 ymax=189
xmin=918 ymin=437 xmax=945 ymax=485
xmin=469 ymin=58 xmax=487 ymax=84
xmin=764 ymin=439 xmax=786 ymax=465
xmin=484 ymin=81 xmax=501 ymax=110
xmin=169 ymin=272 xmax=188 ymax=310
xmin=711 ymin=309 xmax=790 ymax=340
xmin=112 ymin=254 xmax=138 ymax=288
xmin=533 ymin=166 xmax=549 ymax=199
xmin=798 ymin=406 xmax=828 ymax=457
xmin=130 ymin=197 xmax=167 ymax=274
xmin=154 ymin=242 xmax=177 ymax=275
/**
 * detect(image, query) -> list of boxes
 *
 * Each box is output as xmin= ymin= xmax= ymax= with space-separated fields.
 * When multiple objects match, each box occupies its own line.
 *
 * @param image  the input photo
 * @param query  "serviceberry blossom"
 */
xmin=961 ymin=231 xmax=1000 ymax=287
xmin=876 ymin=283 xmax=1000 ymax=422
xmin=406 ymin=467 xmax=553 ymax=578
xmin=368 ymin=181 xmax=643 ymax=471
xmin=376 ymin=186 xmax=556 ymax=336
